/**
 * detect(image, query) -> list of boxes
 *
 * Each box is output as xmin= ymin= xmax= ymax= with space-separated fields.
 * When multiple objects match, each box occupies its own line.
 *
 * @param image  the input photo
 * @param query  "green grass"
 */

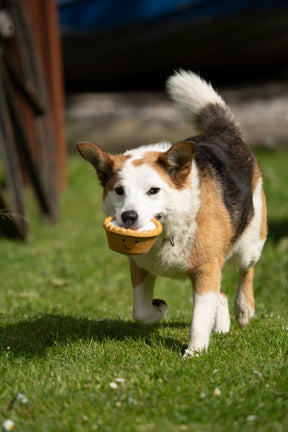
xmin=0 ymin=149 xmax=288 ymax=431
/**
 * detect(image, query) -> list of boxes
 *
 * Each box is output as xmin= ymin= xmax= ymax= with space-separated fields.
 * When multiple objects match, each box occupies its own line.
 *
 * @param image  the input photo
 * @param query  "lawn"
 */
xmin=0 ymin=149 xmax=287 ymax=432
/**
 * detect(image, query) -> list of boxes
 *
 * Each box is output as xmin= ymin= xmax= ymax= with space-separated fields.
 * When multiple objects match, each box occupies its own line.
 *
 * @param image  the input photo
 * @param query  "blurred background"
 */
xmin=0 ymin=0 xmax=288 ymax=238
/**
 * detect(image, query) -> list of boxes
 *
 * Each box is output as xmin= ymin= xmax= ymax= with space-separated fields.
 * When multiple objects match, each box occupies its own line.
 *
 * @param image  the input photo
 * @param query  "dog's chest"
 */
xmin=131 ymin=228 xmax=195 ymax=279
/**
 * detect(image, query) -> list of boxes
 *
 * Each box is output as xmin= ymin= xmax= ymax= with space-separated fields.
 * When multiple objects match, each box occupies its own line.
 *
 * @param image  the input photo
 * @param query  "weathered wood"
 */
xmin=0 ymin=55 xmax=28 ymax=238
xmin=2 ymin=60 xmax=55 ymax=220
xmin=0 ymin=0 xmax=65 ymax=239
xmin=0 ymin=186 xmax=26 ymax=240
xmin=3 ymin=51 xmax=45 ymax=115
xmin=5 ymin=0 xmax=59 ymax=222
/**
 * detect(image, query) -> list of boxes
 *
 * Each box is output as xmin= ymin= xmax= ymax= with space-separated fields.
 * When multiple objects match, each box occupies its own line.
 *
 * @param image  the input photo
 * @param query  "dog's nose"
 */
xmin=121 ymin=210 xmax=138 ymax=227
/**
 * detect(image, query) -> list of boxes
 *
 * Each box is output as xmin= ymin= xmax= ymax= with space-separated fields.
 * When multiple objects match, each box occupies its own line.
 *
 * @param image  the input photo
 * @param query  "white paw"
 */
xmin=235 ymin=294 xmax=254 ymax=327
xmin=184 ymin=332 xmax=209 ymax=358
xmin=183 ymin=348 xmax=194 ymax=359
xmin=152 ymin=298 xmax=168 ymax=317
xmin=133 ymin=299 xmax=168 ymax=325
xmin=144 ymin=298 xmax=168 ymax=324
xmin=183 ymin=347 xmax=205 ymax=359
xmin=235 ymin=302 xmax=254 ymax=327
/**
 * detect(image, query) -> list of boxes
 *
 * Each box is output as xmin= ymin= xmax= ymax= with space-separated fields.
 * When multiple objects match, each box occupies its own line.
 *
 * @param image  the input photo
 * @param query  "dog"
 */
xmin=76 ymin=70 xmax=267 ymax=357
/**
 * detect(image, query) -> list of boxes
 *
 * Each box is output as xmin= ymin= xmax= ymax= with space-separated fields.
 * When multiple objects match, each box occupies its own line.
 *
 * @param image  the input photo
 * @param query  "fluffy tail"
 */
xmin=166 ymin=70 xmax=241 ymax=137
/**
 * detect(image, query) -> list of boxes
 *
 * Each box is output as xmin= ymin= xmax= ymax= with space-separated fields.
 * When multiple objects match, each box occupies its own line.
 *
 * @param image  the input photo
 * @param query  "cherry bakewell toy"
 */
xmin=103 ymin=216 xmax=162 ymax=255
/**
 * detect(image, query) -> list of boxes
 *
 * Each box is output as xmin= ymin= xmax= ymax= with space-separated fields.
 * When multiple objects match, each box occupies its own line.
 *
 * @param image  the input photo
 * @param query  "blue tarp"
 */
xmin=58 ymin=0 xmax=281 ymax=33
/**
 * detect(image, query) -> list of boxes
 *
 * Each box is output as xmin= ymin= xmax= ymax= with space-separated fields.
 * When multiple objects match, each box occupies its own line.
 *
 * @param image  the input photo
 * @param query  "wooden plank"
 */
xmin=3 ymin=51 xmax=45 ymax=115
xmin=2 ymin=59 xmax=56 ymax=221
xmin=27 ymin=0 xmax=67 ymax=190
xmin=0 ymin=186 xmax=26 ymax=240
xmin=7 ymin=1 xmax=59 ymax=222
xmin=0 ymin=57 xmax=28 ymax=239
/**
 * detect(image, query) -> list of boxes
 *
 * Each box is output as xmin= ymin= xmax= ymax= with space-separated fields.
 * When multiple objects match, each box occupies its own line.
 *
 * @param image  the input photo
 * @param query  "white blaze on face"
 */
xmin=102 ymin=141 xmax=200 ymax=235
xmin=103 ymin=160 xmax=170 ymax=228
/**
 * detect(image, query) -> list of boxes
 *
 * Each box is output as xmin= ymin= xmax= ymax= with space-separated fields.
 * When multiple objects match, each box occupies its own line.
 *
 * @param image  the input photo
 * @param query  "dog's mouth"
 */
xmin=120 ymin=223 xmax=140 ymax=230
xmin=118 ymin=214 xmax=162 ymax=231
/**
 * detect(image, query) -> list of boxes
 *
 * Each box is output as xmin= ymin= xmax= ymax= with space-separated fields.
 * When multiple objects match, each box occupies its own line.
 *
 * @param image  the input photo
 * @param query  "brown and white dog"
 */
xmin=76 ymin=71 xmax=267 ymax=357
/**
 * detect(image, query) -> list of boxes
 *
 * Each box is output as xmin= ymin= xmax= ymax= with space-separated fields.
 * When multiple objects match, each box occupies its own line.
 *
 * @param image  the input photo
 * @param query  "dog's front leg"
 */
xmin=129 ymin=259 xmax=168 ymax=324
xmin=185 ymin=263 xmax=221 ymax=357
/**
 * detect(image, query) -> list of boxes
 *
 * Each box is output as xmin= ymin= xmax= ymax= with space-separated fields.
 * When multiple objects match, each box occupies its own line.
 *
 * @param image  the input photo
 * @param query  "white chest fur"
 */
xmin=131 ymin=228 xmax=195 ymax=279
xmin=131 ymin=160 xmax=201 ymax=279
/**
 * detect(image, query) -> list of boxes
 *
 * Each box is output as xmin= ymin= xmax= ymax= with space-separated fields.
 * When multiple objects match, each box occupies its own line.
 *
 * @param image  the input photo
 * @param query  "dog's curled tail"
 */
xmin=166 ymin=70 xmax=241 ymax=137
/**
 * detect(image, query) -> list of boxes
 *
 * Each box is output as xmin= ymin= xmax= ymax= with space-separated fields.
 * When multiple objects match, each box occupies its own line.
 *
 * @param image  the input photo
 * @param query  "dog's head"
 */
xmin=76 ymin=141 xmax=195 ymax=230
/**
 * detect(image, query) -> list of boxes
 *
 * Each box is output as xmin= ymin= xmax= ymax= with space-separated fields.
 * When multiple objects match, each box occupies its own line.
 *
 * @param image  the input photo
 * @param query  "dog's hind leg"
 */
xmin=129 ymin=259 xmax=168 ymax=325
xmin=234 ymin=266 xmax=255 ymax=327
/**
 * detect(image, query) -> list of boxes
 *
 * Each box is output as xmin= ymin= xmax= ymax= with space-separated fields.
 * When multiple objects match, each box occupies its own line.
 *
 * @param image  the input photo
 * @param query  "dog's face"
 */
xmin=76 ymin=142 xmax=195 ymax=230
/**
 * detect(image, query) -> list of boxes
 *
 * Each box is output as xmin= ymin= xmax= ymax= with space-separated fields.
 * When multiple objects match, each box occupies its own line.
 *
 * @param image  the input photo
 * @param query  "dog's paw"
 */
xmin=234 ymin=294 xmax=254 ymax=327
xmin=183 ymin=348 xmax=203 ymax=359
xmin=134 ymin=299 xmax=168 ymax=325
xmin=235 ymin=303 xmax=255 ymax=327
xmin=151 ymin=298 xmax=168 ymax=321
xmin=183 ymin=348 xmax=194 ymax=359
xmin=152 ymin=298 xmax=168 ymax=313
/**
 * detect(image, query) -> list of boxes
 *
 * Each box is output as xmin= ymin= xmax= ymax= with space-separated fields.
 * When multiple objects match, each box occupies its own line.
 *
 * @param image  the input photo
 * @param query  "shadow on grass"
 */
xmin=0 ymin=314 xmax=188 ymax=359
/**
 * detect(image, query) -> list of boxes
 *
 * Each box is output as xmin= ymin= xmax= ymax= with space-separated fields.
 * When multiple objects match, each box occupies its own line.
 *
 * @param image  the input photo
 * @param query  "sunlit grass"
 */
xmin=0 ymin=150 xmax=287 ymax=431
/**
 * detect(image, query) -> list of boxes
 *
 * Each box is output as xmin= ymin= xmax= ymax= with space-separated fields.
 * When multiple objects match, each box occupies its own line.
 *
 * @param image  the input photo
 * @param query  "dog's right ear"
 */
xmin=76 ymin=142 xmax=114 ymax=186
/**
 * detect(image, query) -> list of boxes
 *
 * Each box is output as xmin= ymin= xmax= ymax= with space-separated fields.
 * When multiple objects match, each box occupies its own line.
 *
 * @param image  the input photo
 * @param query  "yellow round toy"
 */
xmin=103 ymin=216 xmax=162 ymax=255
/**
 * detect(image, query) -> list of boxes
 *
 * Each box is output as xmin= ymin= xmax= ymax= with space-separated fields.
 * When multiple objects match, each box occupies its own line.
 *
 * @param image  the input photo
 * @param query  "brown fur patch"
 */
xmin=187 ymin=174 xmax=233 ymax=294
xmin=250 ymin=159 xmax=267 ymax=241
xmin=158 ymin=141 xmax=196 ymax=188
xmin=238 ymin=267 xmax=255 ymax=309
xmin=132 ymin=151 xmax=163 ymax=167
xmin=102 ymin=154 xmax=131 ymax=198
xmin=260 ymin=189 xmax=267 ymax=240
xmin=76 ymin=142 xmax=132 ymax=189
xmin=252 ymin=160 xmax=267 ymax=241
xmin=131 ymin=150 xmax=191 ymax=190
xmin=251 ymin=159 xmax=263 ymax=191
xmin=191 ymin=262 xmax=222 ymax=296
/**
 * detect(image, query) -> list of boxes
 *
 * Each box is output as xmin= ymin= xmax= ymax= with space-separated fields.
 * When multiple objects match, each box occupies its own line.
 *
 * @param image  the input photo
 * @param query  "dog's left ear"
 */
xmin=158 ymin=141 xmax=196 ymax=187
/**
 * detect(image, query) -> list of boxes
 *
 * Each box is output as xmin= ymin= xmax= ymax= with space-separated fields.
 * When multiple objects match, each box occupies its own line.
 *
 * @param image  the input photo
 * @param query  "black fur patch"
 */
xmin=196 ymin=103 xmax=239 ymax=136
xmin=184 ymin=115 xmax=255 ymax=243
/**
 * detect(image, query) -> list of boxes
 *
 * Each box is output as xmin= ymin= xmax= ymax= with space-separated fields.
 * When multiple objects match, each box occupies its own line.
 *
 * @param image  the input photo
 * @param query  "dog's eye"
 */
xmin=147 ymin=187 xmax=160 ymax=195
xmin=115 ymin=186 xmax=124 ymax=196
